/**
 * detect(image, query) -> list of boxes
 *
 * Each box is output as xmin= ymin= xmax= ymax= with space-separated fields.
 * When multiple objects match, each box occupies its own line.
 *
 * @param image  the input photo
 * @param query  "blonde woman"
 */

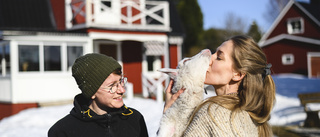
xmin=164 ymin=35 xmax=275 ymax=137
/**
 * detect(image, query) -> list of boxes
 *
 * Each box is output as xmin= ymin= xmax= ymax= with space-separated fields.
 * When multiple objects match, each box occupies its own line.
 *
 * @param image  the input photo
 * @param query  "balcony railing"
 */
xmin=142 ymin=72 xmax=167 ymax=103
xmin=66 ymin=0 xmax=170 ymax=31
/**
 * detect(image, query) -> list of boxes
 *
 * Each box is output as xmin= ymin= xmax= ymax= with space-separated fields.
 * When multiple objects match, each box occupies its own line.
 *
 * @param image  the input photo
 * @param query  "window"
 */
xmin=146 ymin=55 xmax=161 ymax=71
xmin=287 ymin=18 xmax=304 ymax=34
xmin=18 ymin=43 xmax=84 ymax=72
xmin=18 ymin=45 xmax=40 ymax=71
xmin=0 ymin=43 xmax=10 ymax=75
xmin=67 ymin=46 xmax=83 ymax=70
xmin=147 ymin=56 xmax=155 ymax=71
xmin=101 ymin=0 xmax=112 ymax=11
xmin=44 ymin=46 xmax=61 ymax=71
xmin=282 ymin=54 xmax=294 ymax=65
xmin=99 ymin=44 xmax=117 ymax=60
xmin=101 ymin=0 xmax=111 ymax=8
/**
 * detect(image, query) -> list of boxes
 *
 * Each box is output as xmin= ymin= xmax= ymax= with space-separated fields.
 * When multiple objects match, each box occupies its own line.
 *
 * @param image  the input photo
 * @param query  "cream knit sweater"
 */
xmin=183 ymin=103 xmax=258 ymax=137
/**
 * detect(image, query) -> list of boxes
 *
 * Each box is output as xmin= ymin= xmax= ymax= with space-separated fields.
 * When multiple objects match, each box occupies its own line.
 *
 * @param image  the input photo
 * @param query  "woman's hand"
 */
xmin=163 ymin=80 xmax=184 ymax=113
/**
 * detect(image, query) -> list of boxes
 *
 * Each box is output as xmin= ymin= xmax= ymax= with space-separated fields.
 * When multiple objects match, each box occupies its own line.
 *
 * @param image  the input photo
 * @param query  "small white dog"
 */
xmin=157 ymin=49 xmax=212 ymax=137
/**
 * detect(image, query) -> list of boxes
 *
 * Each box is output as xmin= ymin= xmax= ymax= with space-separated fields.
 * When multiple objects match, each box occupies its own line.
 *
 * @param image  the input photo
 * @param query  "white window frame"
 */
xmin=66 ymin=43 xmax=84 ymax=71
xmin=307 ymin=52 xmax=320 ymax=78
xmin=17 ymin=41 xmax=84 ymax=73
xmin=282 ymin=54 xmax=295 ymax=65
xmin=287 ymin=17 xmax=304 ymax=34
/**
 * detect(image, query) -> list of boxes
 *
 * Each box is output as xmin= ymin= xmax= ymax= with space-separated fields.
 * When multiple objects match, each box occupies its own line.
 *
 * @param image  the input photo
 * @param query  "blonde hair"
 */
xmin=188 ymin=35 xmax=276 ymax=137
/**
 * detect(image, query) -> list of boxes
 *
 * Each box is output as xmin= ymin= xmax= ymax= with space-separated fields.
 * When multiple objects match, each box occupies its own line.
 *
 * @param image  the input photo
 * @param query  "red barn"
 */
xmin=259 ymin=0 xmax=320 ymax=78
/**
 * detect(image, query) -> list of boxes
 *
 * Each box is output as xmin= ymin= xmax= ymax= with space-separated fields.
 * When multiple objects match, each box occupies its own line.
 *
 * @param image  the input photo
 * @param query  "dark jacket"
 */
xmin=48 ymin=94 xmax=148 ymax=137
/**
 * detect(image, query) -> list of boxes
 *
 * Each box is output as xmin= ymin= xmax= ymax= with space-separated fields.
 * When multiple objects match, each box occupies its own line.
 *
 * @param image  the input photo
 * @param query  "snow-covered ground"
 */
xmin=0 ymin=75 xmax=319 ymax=137
xmin=0 ymin=93 xmax=314 ymax=137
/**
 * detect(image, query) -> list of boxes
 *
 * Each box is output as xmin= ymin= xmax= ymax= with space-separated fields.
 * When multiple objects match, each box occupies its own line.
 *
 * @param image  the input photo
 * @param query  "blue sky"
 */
xmin=198 ymin=0 xmax=310 ymax=33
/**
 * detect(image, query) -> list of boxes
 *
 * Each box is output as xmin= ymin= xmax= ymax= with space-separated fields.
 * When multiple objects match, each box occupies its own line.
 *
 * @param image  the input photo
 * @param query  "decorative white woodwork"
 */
xmin=66 ymin=0 xmax=170 ymax=31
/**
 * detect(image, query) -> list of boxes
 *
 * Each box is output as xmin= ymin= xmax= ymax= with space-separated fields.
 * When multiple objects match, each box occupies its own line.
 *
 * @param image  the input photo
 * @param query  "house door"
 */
xmin=308 ymin=52 xmax=320 ymax=78
xmin=99 ymin=43 xmax=117 ymax=60
xmin=121 ymin=41 xmax=142 ymax=93
xmin=310 ymin=56 xmax=320 ymax=77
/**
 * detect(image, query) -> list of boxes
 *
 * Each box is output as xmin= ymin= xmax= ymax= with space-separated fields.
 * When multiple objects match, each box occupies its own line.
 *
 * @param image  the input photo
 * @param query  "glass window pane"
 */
xmin=282 ymin=54 xmax=294 ymax=65
xmin=44 ymin=46 xmax=61 ymax=71
xmin=0 ymin=46 xmax=2 ymax=60
xmin=147 ymin=56 xmax=154 ymax=71
xmin=19 ymin=45 xmax=39 ymax=72
xmin=67 ymin=46 xmax=83 ymax=70
xmin=5 ymin=43 xmax=10 ymax=63
xmin=0 ymin=44 xmax=6 ymax=75
xmin=2 ymin=43 xmax=11 ymax=75
xmin=101 ymin=1 xmax=111 ymax=8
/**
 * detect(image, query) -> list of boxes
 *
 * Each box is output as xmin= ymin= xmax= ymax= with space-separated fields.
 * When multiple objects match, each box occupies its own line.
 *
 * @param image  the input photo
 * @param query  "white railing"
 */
xmin=120 ymin=1 xmax=169 ymax=26
xmin=66 ymin=0 xmax=170 ymax=31
xmin=124 ymin=82 xmax=134 ymax=100
xmin=142 ymin=72 xmax=168 ymax=103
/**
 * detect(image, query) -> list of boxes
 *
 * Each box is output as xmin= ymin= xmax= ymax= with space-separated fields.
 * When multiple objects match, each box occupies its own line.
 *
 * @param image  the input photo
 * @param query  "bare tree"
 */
xmin=247 ymin=21 xmax=262 ymax=42
xmin=223 ymin=12 xmax=247 ymax=38
xmin=264 ymin=0 xmax=290 ymax=24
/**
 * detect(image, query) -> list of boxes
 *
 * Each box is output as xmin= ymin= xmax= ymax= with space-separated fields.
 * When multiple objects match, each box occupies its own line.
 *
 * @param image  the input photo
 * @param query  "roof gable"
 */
xmin=259 ymin=0 xmax=320 ymax=47
xmin=259 ymin=0 xmax=294 ymax=45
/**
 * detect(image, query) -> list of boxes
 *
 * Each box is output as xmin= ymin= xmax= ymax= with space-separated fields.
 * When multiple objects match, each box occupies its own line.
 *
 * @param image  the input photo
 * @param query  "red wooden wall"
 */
xmin=169 ymin=44 xmax=178 ymax=68
xmin=0 ymin=103 xmax=38 ymax=120
xmin=263 ymin=40 xmax=320 ymax=75
xmin=122 ymin=41 xmax=143 ymax=93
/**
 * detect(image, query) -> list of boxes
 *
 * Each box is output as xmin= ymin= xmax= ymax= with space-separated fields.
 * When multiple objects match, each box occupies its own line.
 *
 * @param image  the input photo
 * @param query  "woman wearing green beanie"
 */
xmin=48 ymin=53 xmax=148 ymax=137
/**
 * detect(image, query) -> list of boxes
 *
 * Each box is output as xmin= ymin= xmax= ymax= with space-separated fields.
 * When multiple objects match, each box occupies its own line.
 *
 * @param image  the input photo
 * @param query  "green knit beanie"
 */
xmin=72 ymin=53 xmax=122 ymax=99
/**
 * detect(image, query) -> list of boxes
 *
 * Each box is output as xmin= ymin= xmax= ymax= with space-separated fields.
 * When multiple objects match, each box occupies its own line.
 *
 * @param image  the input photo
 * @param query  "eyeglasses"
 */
xmin=101 ymin=77 xmax=127 ymax=94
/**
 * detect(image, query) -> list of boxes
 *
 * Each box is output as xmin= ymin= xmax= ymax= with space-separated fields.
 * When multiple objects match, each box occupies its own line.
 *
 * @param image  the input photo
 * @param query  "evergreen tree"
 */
xmin=176 ymin=0 xmax=203 ymax=56
xmin=200 ymin=28 xmax=227 ymax=53
xmin=247 ymin=21 xmax=262 ymax=42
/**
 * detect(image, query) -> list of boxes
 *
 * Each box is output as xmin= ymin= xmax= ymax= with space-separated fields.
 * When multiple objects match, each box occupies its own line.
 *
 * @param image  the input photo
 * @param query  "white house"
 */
xmin=0 ymin=0 xmax=184 ymax=119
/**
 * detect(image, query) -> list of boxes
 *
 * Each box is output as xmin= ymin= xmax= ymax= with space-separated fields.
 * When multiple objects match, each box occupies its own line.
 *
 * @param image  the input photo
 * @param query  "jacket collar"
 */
xmin=70 ymin=94 xmax=132 ymax=121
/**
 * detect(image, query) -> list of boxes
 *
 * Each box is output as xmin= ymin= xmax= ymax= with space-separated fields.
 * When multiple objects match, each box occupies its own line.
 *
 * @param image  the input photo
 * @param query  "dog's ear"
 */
xmin=158 ymin=68 xmax=178 ymax=79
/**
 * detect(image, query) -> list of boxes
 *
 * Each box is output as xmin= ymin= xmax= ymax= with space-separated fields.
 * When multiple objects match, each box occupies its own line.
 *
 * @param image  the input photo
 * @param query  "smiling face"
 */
xmin=205 ymin=40 xmax=238 ymax=93
xmin=90 ymin=73 xmax=125 ymax=114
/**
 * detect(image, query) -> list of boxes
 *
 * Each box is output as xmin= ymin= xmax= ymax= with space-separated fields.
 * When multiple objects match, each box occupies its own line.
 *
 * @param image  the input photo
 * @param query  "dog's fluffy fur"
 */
xmin=157 ymin=49 xmax=212 ymax=137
